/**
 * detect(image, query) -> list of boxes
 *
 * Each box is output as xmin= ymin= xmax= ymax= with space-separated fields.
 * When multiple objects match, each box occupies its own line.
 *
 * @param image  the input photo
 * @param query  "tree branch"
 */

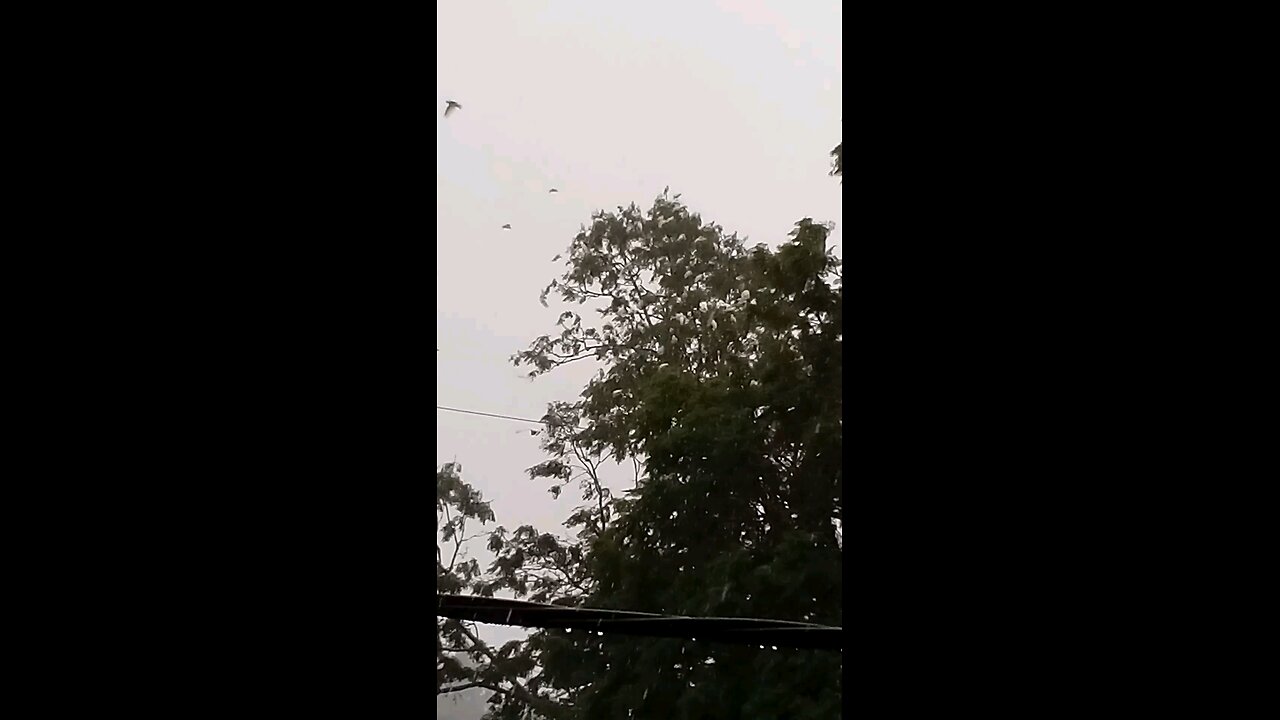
xmin=456 ymin=623 xmax=561 ymax=716
xmin=570 ymin=442 xmax=609 ymax=535
xmin=438 ymin=680 xmax=486 ymax=694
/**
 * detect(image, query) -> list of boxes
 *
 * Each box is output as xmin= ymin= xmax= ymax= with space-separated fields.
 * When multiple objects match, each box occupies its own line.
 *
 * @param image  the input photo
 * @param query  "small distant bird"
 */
xmin=548 ymin=188 xmax=559 ymax=193
xmin=501 ymin=224 xmax=512 ymax=230
xmin=444 ymin=100 xmax=462 ymax=118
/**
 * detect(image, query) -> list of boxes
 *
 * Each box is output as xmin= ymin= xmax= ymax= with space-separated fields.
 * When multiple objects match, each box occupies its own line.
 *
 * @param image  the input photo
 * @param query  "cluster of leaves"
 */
xmin=436 ymin=411 xmax=631 ymax=718
xmin=505 ymin=182 xmax=843 ymax=717
xmin=441 ymin=139 xmax=844 ymax=719
xmin=436 ymin=462 xmax=565 ymax=719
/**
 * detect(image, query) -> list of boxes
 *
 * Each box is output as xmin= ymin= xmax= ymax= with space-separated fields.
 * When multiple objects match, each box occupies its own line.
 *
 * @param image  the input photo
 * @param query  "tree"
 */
xmin=511 ymin=170 xmax=843 ymax=717
xmin=474 ymin=401 xmax=638 ymax=717
xmin=436 ymin=462 xmax=565 ymax=719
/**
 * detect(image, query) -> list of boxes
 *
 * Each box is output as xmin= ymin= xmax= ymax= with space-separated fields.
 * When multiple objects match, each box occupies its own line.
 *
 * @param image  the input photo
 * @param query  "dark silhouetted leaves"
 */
xmin=509 ymin=178 xmax=842 ymax=718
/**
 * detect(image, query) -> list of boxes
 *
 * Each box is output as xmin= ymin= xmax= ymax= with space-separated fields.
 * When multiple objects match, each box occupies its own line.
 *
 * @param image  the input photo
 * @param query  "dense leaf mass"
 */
xmin=507 ymin=188 xmax=842 ymax=719
xmin=439 ymin=144 xmax=842 ymax=719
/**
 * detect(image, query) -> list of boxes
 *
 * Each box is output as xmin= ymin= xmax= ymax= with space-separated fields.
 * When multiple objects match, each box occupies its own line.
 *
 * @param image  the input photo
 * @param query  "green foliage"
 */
xmin=441 ymin=139 xmax=843 ymax=719
xmin=437 ymin=462 xmax=565 ymax=719
xmin=512 ymin=178 xmax=843 ymax=718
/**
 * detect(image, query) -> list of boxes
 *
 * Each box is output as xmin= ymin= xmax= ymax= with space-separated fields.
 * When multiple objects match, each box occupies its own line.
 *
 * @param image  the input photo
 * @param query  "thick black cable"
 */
xmin=437 ymin=594 xmax=842 ymax=651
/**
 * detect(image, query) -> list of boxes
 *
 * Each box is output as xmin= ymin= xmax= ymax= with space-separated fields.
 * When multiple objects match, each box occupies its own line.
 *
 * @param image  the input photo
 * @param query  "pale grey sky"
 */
xmin=436 ymin=2 xmax=840 ymax=714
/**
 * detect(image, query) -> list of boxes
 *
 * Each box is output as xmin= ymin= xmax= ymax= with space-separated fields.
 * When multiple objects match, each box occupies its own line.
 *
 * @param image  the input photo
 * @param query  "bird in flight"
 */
xmin=548 ymin=188 xmax=559 ymax=193
xmin=444 ymin=100 xmax=462 ymax=118
xmin=501 ymin=224 xmax=512 ymax=230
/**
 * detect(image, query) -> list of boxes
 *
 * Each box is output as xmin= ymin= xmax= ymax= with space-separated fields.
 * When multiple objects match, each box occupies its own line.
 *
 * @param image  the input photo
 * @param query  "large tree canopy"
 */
xmin=440 ymin=138 xmax=843 ymax=719
xmin=508 ymin=183 xmax=843 ymax=718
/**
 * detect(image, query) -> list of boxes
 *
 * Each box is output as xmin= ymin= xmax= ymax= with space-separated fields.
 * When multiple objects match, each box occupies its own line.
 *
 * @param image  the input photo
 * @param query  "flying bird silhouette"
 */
xmin=444 ymin=100 xmax=462 ymax=118
xmin=501 ymin=224 xmax=512 ymax=230
xmin=548 ymin=188 xmax=559 ymax=193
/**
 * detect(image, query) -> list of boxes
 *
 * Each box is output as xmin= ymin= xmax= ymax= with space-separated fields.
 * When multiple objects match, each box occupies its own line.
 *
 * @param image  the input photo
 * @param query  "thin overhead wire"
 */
xmin=435 ymin=404 xmax=587 ymax=429
xmin=436 ymin=405 xmax=545 ymax=426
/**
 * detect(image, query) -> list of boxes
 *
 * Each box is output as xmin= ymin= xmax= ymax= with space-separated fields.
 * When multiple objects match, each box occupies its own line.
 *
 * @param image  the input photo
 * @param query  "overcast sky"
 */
xmin=437 ymin=1 xmax=840 ymax=714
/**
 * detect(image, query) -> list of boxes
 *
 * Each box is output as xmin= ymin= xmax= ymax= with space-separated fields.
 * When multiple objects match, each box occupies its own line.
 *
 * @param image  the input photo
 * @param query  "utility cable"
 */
xmin=437 ymin=593 xmax=842 ymax=651
xmin=436 ymin=405 xmax=586 ymax=429
xmin=436 ymin=405 xmax=546 ymax=426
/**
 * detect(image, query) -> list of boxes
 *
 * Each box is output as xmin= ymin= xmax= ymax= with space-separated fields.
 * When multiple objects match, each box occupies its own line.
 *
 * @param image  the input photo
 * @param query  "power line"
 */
xmin=436 ymin=405 xmax=545 ymax=426
xmin=436 ymin=404 xmax=586 ymax=429
xmin=437 ymin=594 xmax=842 ymax=651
